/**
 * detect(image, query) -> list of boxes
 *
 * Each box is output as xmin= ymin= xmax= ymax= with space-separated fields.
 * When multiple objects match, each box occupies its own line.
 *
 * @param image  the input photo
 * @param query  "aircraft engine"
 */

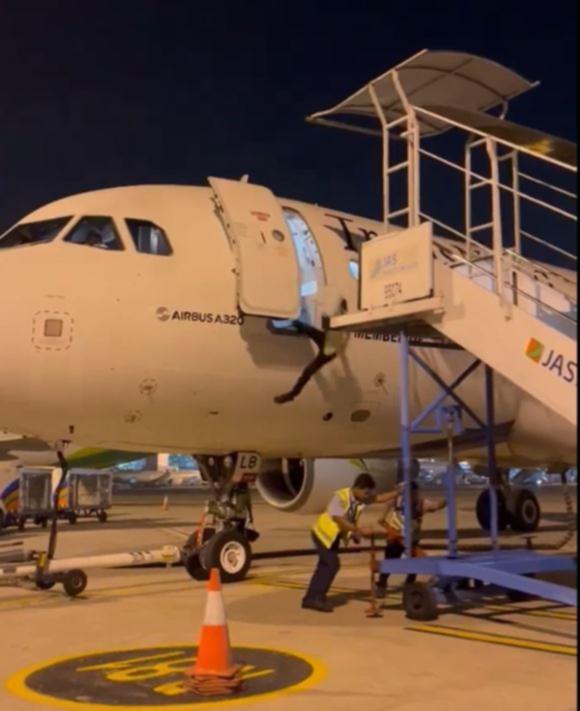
xmin=256 ymin=457 xmax=399 ymax=514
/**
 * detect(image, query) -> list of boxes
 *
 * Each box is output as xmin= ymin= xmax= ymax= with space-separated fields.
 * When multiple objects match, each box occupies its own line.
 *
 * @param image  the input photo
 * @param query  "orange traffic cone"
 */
xmin=184 ymin=568 xmax=242 ymax=696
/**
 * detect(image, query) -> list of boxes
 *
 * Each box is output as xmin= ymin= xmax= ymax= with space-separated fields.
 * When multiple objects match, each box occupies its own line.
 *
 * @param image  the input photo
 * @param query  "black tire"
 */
xmin=509 ymin=489 xmax=540 ymax=533
xmin=200 ymin=529 xmax=252 ymax=583
xmin=68 ymin=512 xmax=78 ymax=525
xmin=36 ymin=577 xmax=56 ymax=590
xmin=17 ymin=517 xmax=26 ymax=531
xmin=0 ymin=510 xmax=5 ymax=531
xmin=98 ymin=510 xmax=108 ymax=523
xmin=476 ymin=489 xmax=509 ymax=531
xmin=403 ymin=582 xmax=439 ymax=621
xmin=184 ymin=552 xmax=210 ymax=581
xmin=63 ymin=569 xmax=88 ymax=597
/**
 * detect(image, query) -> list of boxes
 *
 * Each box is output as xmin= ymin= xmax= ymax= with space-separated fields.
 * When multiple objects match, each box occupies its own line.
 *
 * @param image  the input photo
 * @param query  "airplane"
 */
xmin=0 ymin=50 xmax=576 ymax=581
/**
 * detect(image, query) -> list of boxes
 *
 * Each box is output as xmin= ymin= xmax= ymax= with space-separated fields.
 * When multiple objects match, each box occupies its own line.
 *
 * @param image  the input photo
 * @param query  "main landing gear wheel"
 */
xmin=97 ymin=510 xmax=108 ymax=523
xmin=403 ymin=582 xmax=439 ymax=621
xmin=509 ymin=490 xmax=541 ymax=533
xmin=476 ymin=489 xmax=509 ymax=531
xmin=200 ymin=529 xmax=251 ymax=584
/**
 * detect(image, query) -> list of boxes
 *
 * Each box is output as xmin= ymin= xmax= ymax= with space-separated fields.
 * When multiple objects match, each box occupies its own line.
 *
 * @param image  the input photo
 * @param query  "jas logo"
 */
xmin=525 ymin=338 xmax=577 ymax=385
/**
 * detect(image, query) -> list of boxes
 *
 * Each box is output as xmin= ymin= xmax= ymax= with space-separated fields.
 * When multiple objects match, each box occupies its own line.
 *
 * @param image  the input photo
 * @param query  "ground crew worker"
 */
xmin=274 ymin=306 xmax=349 ymax=404
xmin=302 ymin=472 xmax=400 ymax=612
xmin=374 ymin=480 xmax=446 ymax=598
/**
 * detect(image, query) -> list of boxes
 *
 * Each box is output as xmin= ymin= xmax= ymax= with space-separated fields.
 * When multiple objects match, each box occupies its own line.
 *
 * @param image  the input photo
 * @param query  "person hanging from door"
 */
xmin=274 ymin=299 xmax=349 ymax=404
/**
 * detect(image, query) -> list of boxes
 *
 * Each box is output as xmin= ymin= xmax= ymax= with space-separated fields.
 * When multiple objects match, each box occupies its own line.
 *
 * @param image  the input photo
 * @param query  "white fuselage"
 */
xmin=0 ymin=185 xmax=575 ymax=465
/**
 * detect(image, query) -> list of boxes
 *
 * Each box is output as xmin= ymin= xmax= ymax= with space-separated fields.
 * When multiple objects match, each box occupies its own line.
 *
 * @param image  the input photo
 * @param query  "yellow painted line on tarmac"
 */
xmin=251 ymin=575 xmax=363 ymax=595
xmin=250 ymin=575 xmax=403 ymax=603
xmin=482 ymin=603 xmax=577 ymax=621
xmin=0 ymin=579 xmax=195 ymax=611
xmin=408 ymin=623 xmax=577 ymax=656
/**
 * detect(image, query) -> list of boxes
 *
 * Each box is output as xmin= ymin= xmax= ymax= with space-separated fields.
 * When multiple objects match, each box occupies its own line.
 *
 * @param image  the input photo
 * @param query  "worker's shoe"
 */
xmin=274 ymin=393 xmax=294 ymax=404
xmin=301 ymin=598 xmax=333 ymax=612
xmin=374 ymin=584 xmax=387 ymax=599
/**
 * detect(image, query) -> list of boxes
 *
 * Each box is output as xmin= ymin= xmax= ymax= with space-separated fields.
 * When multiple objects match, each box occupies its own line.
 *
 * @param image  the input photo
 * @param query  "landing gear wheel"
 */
xmin=68 ymin=512 xmax=78 ymax=525
xmin=63 ymin=569 xmax=87 ymax=597
xmin=182 ymin=529 xmax=214 ymax=581
xmin=36 ymin=577 xmax=56 ymax=591
xmin=509 ymin=490 xmax=540 ymax=533
xmin=403 ymin=582 xmax=439 ymax=621
xmin=17 ymin=517 xmax=26 ymax=531
xmin=476 ymin=489 xmax=509 ymax=531
xmin=201 ymin=529 xmax=251 ymax=583
xmin=97 ymin=510 xmax=108 ymax=523
xmin=184 ymin=553 xmax=210 ymax=581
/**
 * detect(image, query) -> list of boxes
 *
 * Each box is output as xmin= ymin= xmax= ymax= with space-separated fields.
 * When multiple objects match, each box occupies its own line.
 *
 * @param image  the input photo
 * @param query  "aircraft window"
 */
xmin=126 ymin=219 xmax=172 ymax=256
xmin=0 ymin=216 xmax=72 ymax=250
xmin=64 ymin=216 xmax=124 ymax=251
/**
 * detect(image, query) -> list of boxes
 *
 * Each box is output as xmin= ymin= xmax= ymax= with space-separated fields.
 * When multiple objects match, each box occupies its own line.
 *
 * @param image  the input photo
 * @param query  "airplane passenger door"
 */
xmin=209 ymin=177 xmax=301 ymax=319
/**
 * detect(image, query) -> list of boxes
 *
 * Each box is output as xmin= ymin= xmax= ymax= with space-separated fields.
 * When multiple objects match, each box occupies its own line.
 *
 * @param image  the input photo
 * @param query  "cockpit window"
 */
xmin=0 ymin=217 xmax=72 ymax=250
xmin=64 ymin=216 xmax=124 ymax=251
xmin=126 ymin=219 xmax=172 ymax=256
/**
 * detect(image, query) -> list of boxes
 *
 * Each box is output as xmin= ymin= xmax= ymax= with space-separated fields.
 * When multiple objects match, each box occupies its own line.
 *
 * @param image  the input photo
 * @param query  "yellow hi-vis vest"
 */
xmin=312 ymin=487 xmax=364 ymax=548
xmin=385 ymin=494 xmax=422 ymax=539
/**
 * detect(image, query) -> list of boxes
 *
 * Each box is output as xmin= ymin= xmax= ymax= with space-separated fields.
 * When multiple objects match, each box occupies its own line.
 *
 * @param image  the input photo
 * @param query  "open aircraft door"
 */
xmin=209 ymin=177 xmax=301 ymax=320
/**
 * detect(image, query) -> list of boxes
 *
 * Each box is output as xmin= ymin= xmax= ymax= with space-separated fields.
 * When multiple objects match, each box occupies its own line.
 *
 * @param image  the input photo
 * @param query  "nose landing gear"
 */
xmin=182 ymin=453 xmax=259 ymax=584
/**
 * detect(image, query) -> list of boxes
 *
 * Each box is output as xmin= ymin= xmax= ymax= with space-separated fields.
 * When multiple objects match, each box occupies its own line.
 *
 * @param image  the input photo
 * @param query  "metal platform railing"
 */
xmin=379 ymin=104 xmax=576 ymax=335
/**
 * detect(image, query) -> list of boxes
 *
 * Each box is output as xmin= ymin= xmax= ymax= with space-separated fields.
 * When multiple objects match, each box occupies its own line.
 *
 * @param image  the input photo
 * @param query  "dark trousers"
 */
xmin=303 ymin=533 xmax=340 ymax=603
xmin=281 ymin=352 xmax=336 ymax=401
xmin=276 ymin=321 xmax=337 ymax=403
xmin=377 ymin=539 xmax=417 ymax=587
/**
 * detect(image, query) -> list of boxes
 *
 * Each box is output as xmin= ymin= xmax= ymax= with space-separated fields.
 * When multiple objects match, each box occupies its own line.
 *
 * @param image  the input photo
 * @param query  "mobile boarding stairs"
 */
xmin=313 ymin=50 xmax=577 ymax=617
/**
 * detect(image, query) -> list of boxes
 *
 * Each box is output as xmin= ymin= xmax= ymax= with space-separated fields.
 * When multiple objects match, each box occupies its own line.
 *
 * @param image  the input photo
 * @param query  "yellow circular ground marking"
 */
xmin=5 ymin=644 xmax=326 ymax=711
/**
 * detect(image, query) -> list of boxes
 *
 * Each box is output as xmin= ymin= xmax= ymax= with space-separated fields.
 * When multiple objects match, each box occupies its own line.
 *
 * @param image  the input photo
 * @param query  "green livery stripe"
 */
xmin=66 ymin=448 xmax=151 ymax=469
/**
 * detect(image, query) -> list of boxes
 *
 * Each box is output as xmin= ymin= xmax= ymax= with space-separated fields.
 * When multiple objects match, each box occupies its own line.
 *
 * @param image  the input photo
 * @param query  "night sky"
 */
xmin=0 ymin=1 xmax=576 ymax=233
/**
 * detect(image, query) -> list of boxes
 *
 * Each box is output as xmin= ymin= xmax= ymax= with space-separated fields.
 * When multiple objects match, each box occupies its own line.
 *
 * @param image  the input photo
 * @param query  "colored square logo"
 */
xmin=525 ymin=338 xmax=544 ymax=363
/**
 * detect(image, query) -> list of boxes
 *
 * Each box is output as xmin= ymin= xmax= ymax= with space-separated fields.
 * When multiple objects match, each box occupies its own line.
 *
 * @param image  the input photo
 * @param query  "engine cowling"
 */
xmin=256 ymin=458 xmax=399 ymax=514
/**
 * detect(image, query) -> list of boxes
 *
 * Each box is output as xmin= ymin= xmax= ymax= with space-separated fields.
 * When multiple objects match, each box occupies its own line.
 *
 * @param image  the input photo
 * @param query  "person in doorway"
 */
xmin=274 ymin=301 xmax=349 ymax=404
xmin=302 ymin=472 xmax=400 ymax=612
xmin=374 ymin=480 xmax=446 ymax=598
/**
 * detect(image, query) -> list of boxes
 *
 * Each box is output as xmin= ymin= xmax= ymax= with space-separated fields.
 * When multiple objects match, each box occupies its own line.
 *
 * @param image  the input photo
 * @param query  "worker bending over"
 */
xmin=302 ymin=472 xmax=400 ymax=613
xmin=375 ymin=479 xmax=446 ymax=598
